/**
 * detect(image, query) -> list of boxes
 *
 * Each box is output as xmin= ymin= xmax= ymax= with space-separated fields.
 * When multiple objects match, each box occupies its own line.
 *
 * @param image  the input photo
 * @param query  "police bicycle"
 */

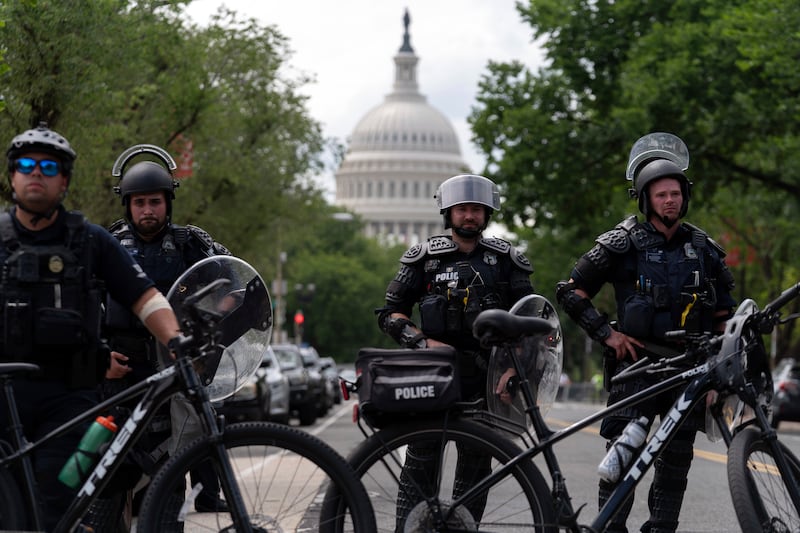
xmin=324 ymin=287 xmax=800 ymax=532
xmin=0 ymin=256 xmax=375 ymax=532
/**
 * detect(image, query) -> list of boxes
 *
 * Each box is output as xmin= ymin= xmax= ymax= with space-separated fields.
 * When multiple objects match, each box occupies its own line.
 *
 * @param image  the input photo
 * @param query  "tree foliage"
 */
xmin=470 ymin=0 xmax=800 ymax=367
xmin=0 ymin=0 xmax=402 ymax=360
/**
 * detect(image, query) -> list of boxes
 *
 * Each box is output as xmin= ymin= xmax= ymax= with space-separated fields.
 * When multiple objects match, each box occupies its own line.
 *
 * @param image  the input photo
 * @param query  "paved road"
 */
xmin=312 ymin=398 xmax=800 ymax=533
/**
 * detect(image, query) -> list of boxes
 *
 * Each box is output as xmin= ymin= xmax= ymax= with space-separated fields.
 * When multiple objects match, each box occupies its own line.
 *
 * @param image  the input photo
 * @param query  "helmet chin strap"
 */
xmin=12 ymin=193 xmax=59 ymax=227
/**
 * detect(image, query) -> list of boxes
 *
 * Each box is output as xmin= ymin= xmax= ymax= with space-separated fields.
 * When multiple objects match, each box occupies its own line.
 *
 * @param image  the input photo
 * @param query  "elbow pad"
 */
xmin=556 ymin=281 xmax=611 ymax=342
xmin=376 ymin=308 xmax=427 ymax=348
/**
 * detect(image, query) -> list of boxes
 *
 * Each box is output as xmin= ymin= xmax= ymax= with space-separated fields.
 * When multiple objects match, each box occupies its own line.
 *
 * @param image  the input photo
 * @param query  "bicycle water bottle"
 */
xmin=58 ymin=415 xmax=118 ymax=488
xmin=597 ymin=416 xmax=648 ymax=482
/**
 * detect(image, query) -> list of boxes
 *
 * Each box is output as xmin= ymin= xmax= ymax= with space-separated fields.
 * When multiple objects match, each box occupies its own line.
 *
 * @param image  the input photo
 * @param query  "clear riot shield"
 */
xmin=626 ymin=132 xmax=690 ymax=181
xmin=158 ymin=256 xmax=273 ymax=402
xmin=486 ymin=294 xmax=563 ymax=434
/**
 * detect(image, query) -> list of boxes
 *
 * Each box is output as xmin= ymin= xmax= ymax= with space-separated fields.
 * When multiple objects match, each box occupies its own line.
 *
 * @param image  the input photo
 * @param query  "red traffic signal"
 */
xmin=293 ymin=310 xmax=305 ymax=325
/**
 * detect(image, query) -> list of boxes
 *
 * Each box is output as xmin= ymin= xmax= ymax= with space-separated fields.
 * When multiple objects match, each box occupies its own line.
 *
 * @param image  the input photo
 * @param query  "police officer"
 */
xmin=377 ymin=173 xmax=534 ymax=528
xmin=0 ymin=123 xmax=181 ymax=530
xmin=86 ymin=145 xmax=230 ymax=527
xmin=556 ymin=133 xmax=736 ymax=533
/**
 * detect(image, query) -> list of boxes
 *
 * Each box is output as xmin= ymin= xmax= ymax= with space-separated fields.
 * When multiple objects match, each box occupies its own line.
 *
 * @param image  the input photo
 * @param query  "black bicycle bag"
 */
xmin=355 ymin=346 xmax=461 ymax=426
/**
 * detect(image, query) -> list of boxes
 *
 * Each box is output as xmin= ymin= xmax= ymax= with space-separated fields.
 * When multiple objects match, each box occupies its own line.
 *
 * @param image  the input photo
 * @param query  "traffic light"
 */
xmin=294 ymin=310 xmax=305 ymax=326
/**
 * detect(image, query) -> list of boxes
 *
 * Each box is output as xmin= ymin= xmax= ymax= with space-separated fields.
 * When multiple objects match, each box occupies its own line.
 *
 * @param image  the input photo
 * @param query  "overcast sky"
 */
xmin=186 ymin=0 xmax=544 ymax=198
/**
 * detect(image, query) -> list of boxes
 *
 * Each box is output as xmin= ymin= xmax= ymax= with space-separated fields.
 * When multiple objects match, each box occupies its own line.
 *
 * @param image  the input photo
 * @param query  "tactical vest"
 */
xmin=408 ymin=236 xmax=526 ymax=345
xmin=614 ymin=221 xmax=717 ymax=339
xmin=104 ymin=221 xmax=220 ymax=352
xmin=0 ymin=211 xmax=104 ymax=386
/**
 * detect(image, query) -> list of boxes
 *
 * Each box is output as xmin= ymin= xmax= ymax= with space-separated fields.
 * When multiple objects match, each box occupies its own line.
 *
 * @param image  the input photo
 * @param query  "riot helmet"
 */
xmin=435 ymin=174 xmax=500 ymax=237
xmin=112 ymin=144 xmax=179 ymax=220
xmin=626 ymin=133 xmax=692 ymax=218
xmin=7 ymin=121 xmax=76 ymax=180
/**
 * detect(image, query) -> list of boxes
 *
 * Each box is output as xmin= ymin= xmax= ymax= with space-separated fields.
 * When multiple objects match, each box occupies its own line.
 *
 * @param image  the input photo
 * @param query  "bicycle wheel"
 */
xmin=138 ymin=421 xmax=376 ymax=532
xmin=326 ymin=417 xmax=556 ymax=532
xmin=728 ymin=426 xmax=800 ymax=532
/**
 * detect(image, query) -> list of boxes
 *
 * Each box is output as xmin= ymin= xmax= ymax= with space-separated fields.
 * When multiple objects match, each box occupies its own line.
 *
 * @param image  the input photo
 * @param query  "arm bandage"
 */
xmin=137 ymin=292 xmax=172 ymax=324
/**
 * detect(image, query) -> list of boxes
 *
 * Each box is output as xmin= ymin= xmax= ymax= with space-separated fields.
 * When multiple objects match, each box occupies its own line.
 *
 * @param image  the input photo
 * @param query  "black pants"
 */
xmin=0 ymin=379 xmax=99 ymax=531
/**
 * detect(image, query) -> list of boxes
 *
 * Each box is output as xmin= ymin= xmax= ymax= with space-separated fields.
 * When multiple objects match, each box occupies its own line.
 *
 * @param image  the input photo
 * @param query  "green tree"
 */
xmin=470 ymin=0 xmax=800 ymax=358
xmin=280 ymin=210 xmax=404 ymax=361
xmin=0 ymin=1 xmax=325 ymax=274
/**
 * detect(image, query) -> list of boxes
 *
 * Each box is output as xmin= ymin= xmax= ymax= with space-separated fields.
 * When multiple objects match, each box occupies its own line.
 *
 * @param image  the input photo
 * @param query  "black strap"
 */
xmin=0 ymin=212 xmax=19 ymax=251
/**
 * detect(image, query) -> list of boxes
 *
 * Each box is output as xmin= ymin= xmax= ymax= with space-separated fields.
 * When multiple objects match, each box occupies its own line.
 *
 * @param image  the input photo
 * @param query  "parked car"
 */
xmin=298 ymin=345 xmax=334 ymax=415
xmin=219 ymin=357 xmax=271 ymax=422
xmin=318 ymin=356 xmax=342 ymax=404
xmin=771 ymin=357 xmax=800 ymax=428
xmin=273 ymin=343 xmax=318 ymax=426
xmin=262 ymin=346 xmax=290 ymax=424
xmin=338 ymin=367 xmax=358 ymax=398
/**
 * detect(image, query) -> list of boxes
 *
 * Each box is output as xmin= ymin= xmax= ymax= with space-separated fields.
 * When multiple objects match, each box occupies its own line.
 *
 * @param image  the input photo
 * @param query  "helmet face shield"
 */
xmin=435 ymin=174 xmax=501 ymax=212
xmin=626 ymin=132 xmax=689 ymax=182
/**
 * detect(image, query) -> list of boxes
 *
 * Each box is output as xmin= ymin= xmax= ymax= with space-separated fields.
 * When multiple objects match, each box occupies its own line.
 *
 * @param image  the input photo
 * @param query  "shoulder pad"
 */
xmin=212 ymin=242 xmax=233 ymax=256
xmin=400 ymin=236 xmax=457 ymax=265
xmin=511 ymin=247 xmax=534 ymax=273
xmin=479 ymin=237 xmax=533 ymax=272
xmin=479 ymin=236 xmax=510 ymax=254
xmin=108 ymin=218 xmax=129 ymax=236
xmin=596 ymin=227 xmax=631 ymax=254
xmin=427 ymin=235 xmax=458 ymax=255
xmin=628 ymin=223 xmax=665 ymax=250
xmin=616 ymin=215 xmax=638 ymax=231
xmin=187 ymin=224 xmax=214 ymax=249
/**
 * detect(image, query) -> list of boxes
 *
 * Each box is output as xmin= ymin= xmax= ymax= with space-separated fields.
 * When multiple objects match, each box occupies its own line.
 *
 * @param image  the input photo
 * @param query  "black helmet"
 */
xmin=626 ymin=133 xmax=691 ymax=218
xmin=632 ymin=159 xmax=692 ymax=218
xmin=435 ymin=174 xmax=500 ymax=232
xmin=112 ymin=144 xmax=179 ymax=218
xmin=6 ymin=121 xmax=76 ymax=178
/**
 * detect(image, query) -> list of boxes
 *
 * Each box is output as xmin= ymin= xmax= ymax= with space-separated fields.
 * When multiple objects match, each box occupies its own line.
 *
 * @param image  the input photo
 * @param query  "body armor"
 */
xmin=0 ymin=211 xmax=104 ymax=386
xmin=608 ymin=220 xmax=724 ymax=339
xmin=400 ymin=235 xmax=533 ymax=351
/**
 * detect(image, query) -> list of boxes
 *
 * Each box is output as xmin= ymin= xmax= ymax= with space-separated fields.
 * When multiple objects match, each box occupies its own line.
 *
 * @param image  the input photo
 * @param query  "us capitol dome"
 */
xmin=334 ymin=10 xmax=470 ymax=245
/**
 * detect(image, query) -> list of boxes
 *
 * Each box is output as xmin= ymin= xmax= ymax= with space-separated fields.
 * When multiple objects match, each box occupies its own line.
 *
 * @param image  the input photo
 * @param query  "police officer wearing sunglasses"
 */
xmin=0 ymin=122 xmax=182 ymax=531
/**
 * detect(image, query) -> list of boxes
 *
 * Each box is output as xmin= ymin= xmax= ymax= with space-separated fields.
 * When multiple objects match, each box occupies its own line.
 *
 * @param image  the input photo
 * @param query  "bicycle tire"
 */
xmin=727 ymin=426 xmax=800 ymax=532
xmin=137 ymin=421 xmax=376 ymax=532
xmin=325 ymin=417 xmax=557 ymax=532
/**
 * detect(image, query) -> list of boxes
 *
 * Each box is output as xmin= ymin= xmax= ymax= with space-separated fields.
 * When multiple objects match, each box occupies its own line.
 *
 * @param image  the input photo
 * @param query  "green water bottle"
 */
xmin=58 ymin=415 xmax=118 ymax=489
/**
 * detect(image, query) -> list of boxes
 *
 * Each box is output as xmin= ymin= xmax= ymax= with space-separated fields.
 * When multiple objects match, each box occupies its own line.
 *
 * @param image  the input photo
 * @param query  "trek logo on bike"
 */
xmin=627 ymin=392 xmax=692 ymax=481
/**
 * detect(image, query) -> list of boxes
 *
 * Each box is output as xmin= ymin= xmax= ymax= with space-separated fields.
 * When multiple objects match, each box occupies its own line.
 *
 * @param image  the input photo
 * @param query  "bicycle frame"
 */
xmin=0 ymin=353 xmax=250 ymax=533
xmin=399 ymin=340 xmax=800 ymax=532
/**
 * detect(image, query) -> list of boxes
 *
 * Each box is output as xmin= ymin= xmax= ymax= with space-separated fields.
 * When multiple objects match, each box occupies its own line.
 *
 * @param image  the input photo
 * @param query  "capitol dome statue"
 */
xmin=334 ymin=10 xmax=470 ymax=245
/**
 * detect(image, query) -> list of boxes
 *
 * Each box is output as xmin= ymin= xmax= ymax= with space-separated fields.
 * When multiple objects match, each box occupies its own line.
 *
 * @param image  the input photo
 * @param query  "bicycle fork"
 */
xmin=176 ymin=356 xmax=253 ymax=532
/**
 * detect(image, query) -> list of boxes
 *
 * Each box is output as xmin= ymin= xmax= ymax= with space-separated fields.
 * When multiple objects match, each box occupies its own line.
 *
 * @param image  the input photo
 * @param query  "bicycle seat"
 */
xmin=0 ymin=362 xmax=41 ymax=376
xmin=472 ymin=309 xmax=553 ymax=346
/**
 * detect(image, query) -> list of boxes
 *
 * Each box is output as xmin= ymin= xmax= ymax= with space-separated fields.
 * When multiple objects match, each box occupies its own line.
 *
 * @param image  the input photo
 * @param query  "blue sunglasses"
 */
xmin=15 ymin=157 xmax=61 ymax=177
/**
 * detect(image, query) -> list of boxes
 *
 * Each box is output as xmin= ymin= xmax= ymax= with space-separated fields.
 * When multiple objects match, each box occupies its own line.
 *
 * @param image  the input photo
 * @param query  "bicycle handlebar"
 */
xmin=758 ymin=281 xmax=800 ymax=333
